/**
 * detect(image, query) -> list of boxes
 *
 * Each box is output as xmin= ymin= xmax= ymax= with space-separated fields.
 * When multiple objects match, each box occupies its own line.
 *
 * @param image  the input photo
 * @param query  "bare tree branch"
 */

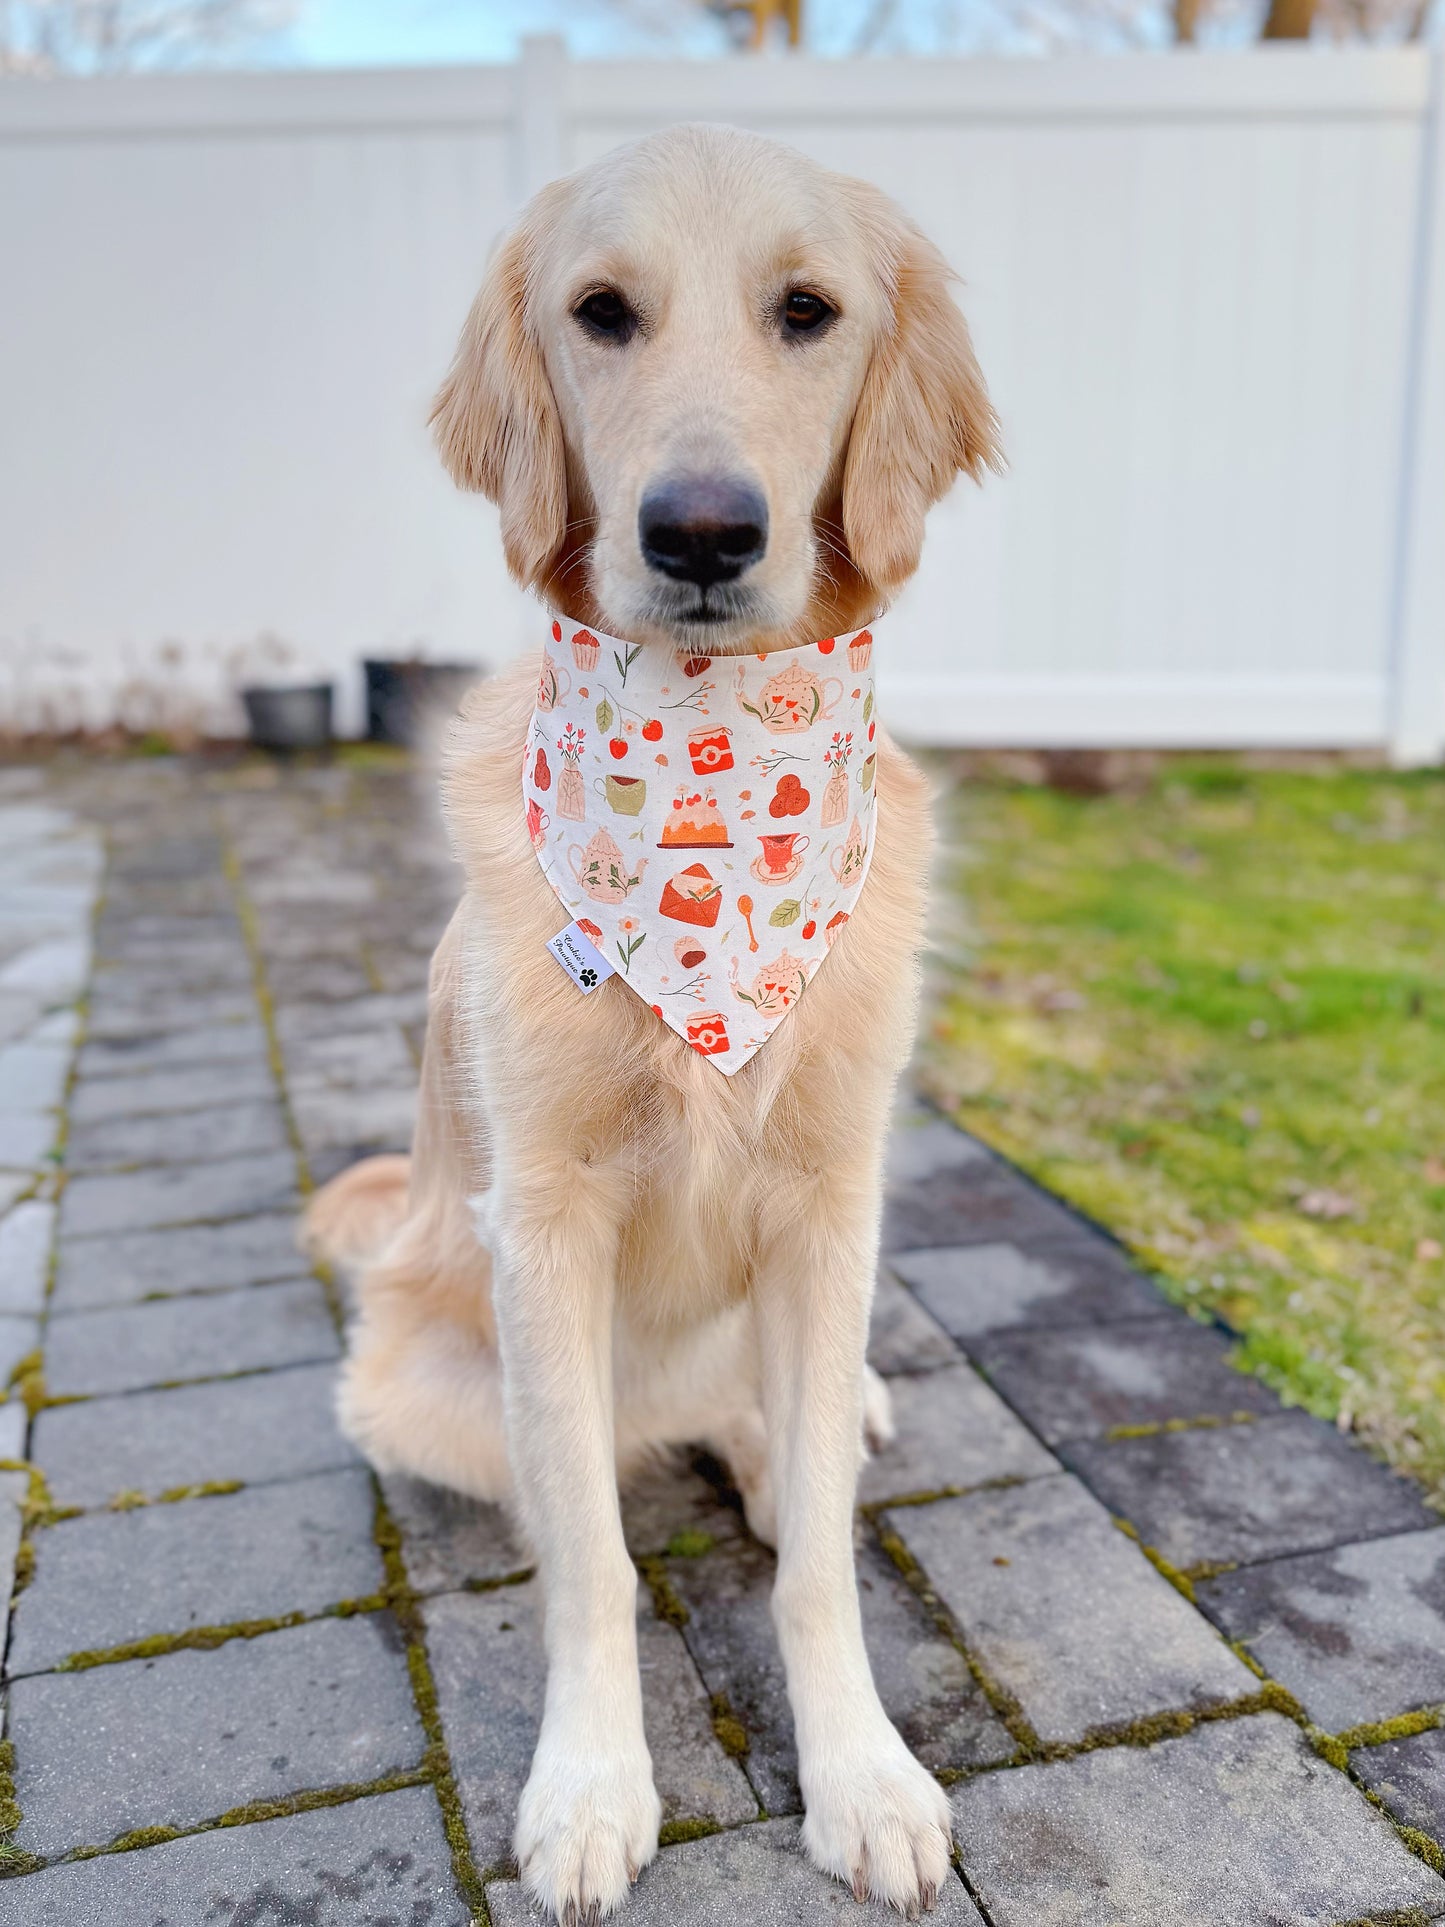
xmin=0 ymin=0 xmax=294 ymax=75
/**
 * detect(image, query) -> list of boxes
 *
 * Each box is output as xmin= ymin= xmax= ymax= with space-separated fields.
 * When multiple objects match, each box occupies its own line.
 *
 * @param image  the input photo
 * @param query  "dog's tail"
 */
xmin=303 ymin=1155 xmax=412 ymax=1272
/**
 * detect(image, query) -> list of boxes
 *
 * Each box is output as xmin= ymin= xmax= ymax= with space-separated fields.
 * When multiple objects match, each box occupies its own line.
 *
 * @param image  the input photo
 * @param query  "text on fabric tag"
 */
xmin=546 ymin=921 xmax=615 ymax=994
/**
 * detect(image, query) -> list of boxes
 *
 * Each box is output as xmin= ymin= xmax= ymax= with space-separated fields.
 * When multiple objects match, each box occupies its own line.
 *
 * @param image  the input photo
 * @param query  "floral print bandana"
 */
xmin=523 ymin=615 xmax=880 ymax=1074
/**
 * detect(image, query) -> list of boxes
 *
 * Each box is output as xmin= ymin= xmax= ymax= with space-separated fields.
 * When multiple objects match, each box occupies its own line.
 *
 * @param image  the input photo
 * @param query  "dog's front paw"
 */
xmin=801 ymin=1725 xmax=952 ymax=1918
xmin=516 ymin=1732 xmax=661 ymax=1922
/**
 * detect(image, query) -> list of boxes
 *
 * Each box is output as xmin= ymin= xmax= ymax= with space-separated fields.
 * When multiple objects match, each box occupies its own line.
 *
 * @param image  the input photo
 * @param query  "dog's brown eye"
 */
xmin=782 ymin=290 xmax=834 ymax=335
xmin=575 ymin=289 xmax=635 ymax=340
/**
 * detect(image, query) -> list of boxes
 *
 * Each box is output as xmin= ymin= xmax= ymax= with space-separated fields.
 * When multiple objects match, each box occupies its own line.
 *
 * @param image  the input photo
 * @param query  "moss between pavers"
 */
xmin=54 ymin=1594 xmax=391 ymax=1673
xmin=873 ymin=1517 xmax=1039 ymax=1759
xmin=1338 ymin=1706 xmax=1444 ymax=1753
xmin=6 ymin=1352 xmax=46 ymax=1421
xmin=220 ymin=823 xmax=492 ymax=1926
xmin=1336 ymin=1910 xmax=1437 ymax=1927
xmin=52 ymin=1772 xmax=434 ymax=1868
xmin=637 ymin=1554 xmax=689 ymax=1630
xmin=663 ymin=1530 xmax=715 ymax=1560
xmin=0 ymin=1740 xmax=21 ymax=1836
xmin=874 ymin=1511 xmax=1310 ymax=1771
xmin=107 ymin=1479 xmax=247 ymax=1512
xmin=1396 ymin=1827 xmax=1445 ymax=1876
xmin=658 ymin=1815 xmax=723 ymax=1848
xmin=1104 ymin=1412 xmax=1259 ymax=1442
xmin=708 ymin=1693 xmax=750 ymax=1763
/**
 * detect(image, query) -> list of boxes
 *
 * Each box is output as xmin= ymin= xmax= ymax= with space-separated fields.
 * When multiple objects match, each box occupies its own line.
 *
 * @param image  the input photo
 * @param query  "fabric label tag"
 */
xmin=546 ymin=921 xmax=615 ymax=994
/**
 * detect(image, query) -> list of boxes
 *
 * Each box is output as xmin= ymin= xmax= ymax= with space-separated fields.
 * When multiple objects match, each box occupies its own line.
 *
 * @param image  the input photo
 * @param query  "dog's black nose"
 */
xmin=638 ymin=477 xmax=768 ymax=589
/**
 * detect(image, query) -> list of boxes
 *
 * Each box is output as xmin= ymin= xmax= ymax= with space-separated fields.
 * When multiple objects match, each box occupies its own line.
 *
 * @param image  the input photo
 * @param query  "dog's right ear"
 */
xmin=430 ymin=206 xmax=567 ymax=588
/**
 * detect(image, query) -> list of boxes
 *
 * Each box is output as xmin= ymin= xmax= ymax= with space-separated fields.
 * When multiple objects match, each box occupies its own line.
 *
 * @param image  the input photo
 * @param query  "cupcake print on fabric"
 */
xmin=523 ymin=616 xmax=879 ymax=1074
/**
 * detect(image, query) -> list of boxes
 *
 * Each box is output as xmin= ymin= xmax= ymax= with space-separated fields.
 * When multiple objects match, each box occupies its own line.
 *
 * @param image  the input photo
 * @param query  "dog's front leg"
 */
xmin=487 ymin=1159 xmax=660 ymax=1921
xmin=755 ymin=1172 xmax=952 ymax=1917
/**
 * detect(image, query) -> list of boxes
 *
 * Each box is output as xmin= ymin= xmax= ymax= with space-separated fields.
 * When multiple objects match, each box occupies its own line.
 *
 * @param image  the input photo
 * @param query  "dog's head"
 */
xmin=432 ymin=124 xmax=1002 ymax=651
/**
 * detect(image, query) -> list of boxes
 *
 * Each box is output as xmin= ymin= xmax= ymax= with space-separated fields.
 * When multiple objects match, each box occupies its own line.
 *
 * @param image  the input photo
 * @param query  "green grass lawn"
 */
xmin=926 ymin=759 xmax=1445 ymax=1509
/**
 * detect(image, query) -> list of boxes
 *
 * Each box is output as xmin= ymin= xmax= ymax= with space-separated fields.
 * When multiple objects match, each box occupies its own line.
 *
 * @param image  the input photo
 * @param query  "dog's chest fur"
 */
xmin=443 ymin=657 xmax=933 ymax=1323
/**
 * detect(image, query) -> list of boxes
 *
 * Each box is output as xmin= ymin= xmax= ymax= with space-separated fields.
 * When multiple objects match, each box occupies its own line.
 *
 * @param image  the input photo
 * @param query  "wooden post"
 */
xmin=513 ymin=34 xmax=566 ymax=208
xmin=1390 ymin=49 xmax=1445 ymax=763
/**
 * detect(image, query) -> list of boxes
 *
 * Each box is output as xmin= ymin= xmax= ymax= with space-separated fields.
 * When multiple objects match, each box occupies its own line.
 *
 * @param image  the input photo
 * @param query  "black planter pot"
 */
xmin=364 ymin=659 xmax=481 ymax=747
xmin=242 ymin=682 xmax=334 ymax=752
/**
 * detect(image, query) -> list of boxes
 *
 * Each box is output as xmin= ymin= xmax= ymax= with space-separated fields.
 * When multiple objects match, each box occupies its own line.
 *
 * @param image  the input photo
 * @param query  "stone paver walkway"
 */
xmin=0 ymin=755 xmax=1442 ymax=1926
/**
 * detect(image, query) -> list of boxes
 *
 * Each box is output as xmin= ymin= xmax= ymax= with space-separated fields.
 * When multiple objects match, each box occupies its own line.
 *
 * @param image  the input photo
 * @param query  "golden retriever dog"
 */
xmin=306 ymin=123 xmax=1000 ymax=1922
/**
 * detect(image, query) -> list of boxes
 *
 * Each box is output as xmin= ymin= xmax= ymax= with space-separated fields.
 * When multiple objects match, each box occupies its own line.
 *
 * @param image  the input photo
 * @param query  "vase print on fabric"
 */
xmin=523 ymin=616 xmax=880 ymax=1075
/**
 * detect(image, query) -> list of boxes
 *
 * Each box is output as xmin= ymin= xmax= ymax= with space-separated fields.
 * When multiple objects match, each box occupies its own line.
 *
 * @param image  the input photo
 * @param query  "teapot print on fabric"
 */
xmin=731 ymin=949 xmax=810 ymax=1017
xmin=536 ymin=652 xmax=571 ymax=713
xmin=830 ymin=816 xmax=869 ymax=889
xmin=568 ymin=828 xmax=648 ymax=905
xmin=735 ymin=660 xmax=842 ymax=735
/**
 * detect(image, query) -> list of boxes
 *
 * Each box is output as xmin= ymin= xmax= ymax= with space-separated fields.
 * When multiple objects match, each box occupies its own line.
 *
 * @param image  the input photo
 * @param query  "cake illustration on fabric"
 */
xmin=522 ymin=616 xmax=879 ymax=1074
xmin=658 ymin=788 xmax=732 ymax=850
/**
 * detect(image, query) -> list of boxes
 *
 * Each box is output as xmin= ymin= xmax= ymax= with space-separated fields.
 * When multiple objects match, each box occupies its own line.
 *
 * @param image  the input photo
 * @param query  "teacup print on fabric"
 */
xmin=524 ymin=617 xmax=879 ymax=1074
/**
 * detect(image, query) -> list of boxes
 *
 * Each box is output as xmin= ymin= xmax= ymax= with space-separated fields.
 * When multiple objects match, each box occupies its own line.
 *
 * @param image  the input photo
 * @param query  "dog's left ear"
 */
xmin=430 ymin=193 xmax=568 ymax=588
xmin=842 ymin=198 xmax=1004 ymax=596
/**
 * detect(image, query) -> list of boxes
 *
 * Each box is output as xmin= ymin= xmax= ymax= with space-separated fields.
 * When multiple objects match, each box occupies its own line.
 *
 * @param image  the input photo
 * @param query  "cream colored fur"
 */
xmin=307 ymin=123 xmax=1000 ymax=1923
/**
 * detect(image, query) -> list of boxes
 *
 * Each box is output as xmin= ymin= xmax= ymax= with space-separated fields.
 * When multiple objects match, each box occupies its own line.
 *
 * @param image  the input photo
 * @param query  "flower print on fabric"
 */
xmin=523 ymin=615 xmax=879 ymax=1075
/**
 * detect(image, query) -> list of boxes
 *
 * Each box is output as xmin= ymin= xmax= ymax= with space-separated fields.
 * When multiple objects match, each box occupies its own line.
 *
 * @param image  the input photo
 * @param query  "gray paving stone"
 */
xmin=669 ymin=1534 xmax=1012 ymax=1814
xmin=90 ymin=948 xmax=255 ymax=993
xmin=972 ymin=1315 xmax=1277 ymax=1444
xmin=76 ymin=1019 xmax=269 ymax=1081
xmin=32 ymin=1361 xmax=357 ymax=1507
xmin=867 ymin=1267 xmax=959 ymax=1376
xmin=488 ymin=1817 xmax=985 ymax=1926
xmin=0 ymin=1785 xmax=470 ymax=1927
xmin=0 ymin=1107 xmax=57 ymax=1171
xmin=0 ymin=934 xmax=89 ymax=999
xmin=888 ymin=1239 xmax=1169 ymax=1341
xmin=52 ymin=1210 xmax=305 ymax=1311
xmin=9 ymin=1612 xmax=423 ymax=1854
xmin=60 ymin=1150 xmax=298 ymax=1236
xmin=0 ymin=1399 xmax=26 ymax=1460
xmin=45 ymin=1278 xmax=337 ymax=1397
xmin=94 ymin=912 xmax=242 ymax=956
xmin=0 ymin=1197 xmax=53 ymax=1314
xmin=951 ymin=1712 xmax=1445 ymax=1927
xmin=423 ymin=1580 xmax=756 ymax=1867
xmin=280 ymin=1024 xmax=418 ymax=1089
xmin=65 ymin=1097 xmax=290 ymax=1175
xmin=0 ymin=1037 xmax=69 ymax=1113
xmin=267 ymin=955 xmax=378 ymax=1002
xmin=9 ymin=1467 xmax=384 ymax=1675
xmin=1354 ymin=1725 xmax=1445 ymax=1853
xmin=620 ymin=1451 xmax=751 ymax=1557
xmin=68 ymin=1054 xmax=277 ymax=1124
xmin=85 ymin=987 xmax=259 ymax=1039
xmin=883 ymin=1163 xmax=1086 ymax=1254
xmin=0 ymin=990 xmax=46 ymax=1049
xmin=1061 ymin=1412 xmax=1437 ymax=1570
xmin=289 ymin=1081 xmax=417 ymax=1156
xmin=886 ymin=1110 xmax=994 ymax=1184
xmin=0 ymin=1312 xmax=39 ymax=1384
xmin=0 ymin=1172 xmax=29 ymax=1218
xmin=0 ymin=1465 xmax=27 ymax=1643
xmin=383 ymin=1473 xmax=531 ymax=1595
xmin=275 ymin=989 xmax=428 ymax=1044
xmin=1196 ymin=1526 xmax=1445 ymax=1731
xmin=891 ymin=1475 xmax=1254 ymax=1745
xmin=857 ymin=1361 xmax=1056 ymax=1505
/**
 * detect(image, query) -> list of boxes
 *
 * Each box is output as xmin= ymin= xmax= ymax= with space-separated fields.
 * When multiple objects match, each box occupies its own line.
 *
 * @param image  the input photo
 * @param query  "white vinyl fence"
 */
xmin=1 ymin=42 xmax=1442 ymax=754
